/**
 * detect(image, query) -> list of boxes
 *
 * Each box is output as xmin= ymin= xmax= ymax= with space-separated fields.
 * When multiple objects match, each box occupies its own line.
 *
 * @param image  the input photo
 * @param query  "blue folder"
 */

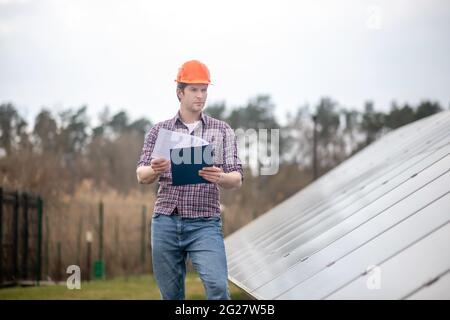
xmin=170 ymin=145 xmax=214 ymax=186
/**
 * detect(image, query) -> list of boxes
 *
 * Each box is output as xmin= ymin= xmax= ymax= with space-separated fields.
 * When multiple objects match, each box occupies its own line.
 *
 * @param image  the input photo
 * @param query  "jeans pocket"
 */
xmin=152 ymin=213 xmax=163 ymax=220
xmin=203 ymin=217 xmax=222 ymax=232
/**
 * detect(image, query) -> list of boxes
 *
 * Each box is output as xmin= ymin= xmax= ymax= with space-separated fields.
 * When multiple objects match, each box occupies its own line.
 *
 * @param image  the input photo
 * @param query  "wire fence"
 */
xmin=0 ymin=188 xmax=43 ymax=287
xmin=1 ymin=185 xmax=157 ymax=286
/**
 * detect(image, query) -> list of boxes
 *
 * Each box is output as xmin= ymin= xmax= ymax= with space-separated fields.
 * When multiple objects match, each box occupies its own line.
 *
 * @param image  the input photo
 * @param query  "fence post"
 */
xmin=76 ymin=217 xmax=83 ymax=266
xmin=13 ymin=191 xmax=19 ymax=282
xmin=36 ymin=196 xmax=43 ymax=286
xmin=0 ymin=188 xmax=3 ymax=285
xmin=22 ymin=193 xmax=29 ymax=280
xmin=95 ymin=201 xmax=105 ymax=280
xmin=44 ymin=213 xmax=49 ymax=282
xmin=86 ymin=231 xmax=93 ymax=281
xmin=56 ymin=241 xmax=62 ymax=282
xmin=98 ymin=201 xmax=103 ymax=261
xmin=114 ymin=216 xmax=119 ymax=266
xmin=141 ymin=205 xmax=146 ymax=272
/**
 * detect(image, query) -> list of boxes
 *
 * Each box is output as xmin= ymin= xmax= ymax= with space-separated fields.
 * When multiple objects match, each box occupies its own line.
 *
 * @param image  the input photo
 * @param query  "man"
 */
xmin=136 ymin=60 xmax=243 ymax=300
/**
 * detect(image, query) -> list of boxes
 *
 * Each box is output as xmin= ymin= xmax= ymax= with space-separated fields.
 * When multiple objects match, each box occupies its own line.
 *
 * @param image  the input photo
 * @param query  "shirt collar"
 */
xmin=171 ymin=110 xmax=208 ymax=129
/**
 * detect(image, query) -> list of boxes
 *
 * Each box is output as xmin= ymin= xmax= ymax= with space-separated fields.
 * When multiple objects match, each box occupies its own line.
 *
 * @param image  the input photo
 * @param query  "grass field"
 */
xmin=0 ymin=273 xmax=251 ymax=300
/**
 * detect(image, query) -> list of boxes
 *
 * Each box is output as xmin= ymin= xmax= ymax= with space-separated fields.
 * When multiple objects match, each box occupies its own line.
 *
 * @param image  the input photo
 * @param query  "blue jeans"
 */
xmin=150 ymin=213 xmax=230 ymax=300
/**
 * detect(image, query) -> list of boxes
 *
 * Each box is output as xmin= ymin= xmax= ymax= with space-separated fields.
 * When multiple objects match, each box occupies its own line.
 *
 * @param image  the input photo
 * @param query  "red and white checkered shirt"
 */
xmin=137 ymin=111 xmax=243 ymax=218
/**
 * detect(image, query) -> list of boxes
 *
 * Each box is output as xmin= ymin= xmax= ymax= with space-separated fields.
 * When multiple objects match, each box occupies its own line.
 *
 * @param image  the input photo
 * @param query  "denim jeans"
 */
xmin=151 ymin=213 xmax=230 ymax=300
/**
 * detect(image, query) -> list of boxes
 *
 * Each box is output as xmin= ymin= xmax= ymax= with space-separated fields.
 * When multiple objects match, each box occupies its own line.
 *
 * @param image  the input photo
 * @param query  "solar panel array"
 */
xmin=225 ymin=111 xmax=450 ymax=299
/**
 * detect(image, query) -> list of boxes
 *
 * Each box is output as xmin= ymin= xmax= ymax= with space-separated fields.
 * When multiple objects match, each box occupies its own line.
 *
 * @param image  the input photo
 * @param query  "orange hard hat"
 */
xmin=175 ymin=60 xmax=211 ymax=84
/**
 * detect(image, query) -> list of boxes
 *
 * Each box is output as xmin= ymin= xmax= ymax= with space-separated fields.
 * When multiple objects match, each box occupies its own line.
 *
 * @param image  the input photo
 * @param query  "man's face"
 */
xmin=179 ymin=84 xmax=208 ymax=113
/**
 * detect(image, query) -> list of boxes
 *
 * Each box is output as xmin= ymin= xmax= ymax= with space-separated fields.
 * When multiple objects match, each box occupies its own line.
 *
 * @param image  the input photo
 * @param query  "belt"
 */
xmin=172 ymin=207 xmax=179 ymax=215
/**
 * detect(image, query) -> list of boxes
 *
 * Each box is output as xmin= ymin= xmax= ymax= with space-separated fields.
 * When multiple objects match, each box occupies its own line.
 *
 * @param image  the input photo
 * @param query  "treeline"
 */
xmin=0 ymin=97 xmax=445 ymax=216
xmin=207 ymin=96 xmax=443 ymax=170
xmin=0 ymin=104 xmax=152 ymax=202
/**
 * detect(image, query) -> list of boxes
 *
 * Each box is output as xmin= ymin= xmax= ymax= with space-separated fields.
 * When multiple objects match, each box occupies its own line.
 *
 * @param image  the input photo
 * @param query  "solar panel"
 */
xmin=225 ymin=111 xmax=450 ymax=299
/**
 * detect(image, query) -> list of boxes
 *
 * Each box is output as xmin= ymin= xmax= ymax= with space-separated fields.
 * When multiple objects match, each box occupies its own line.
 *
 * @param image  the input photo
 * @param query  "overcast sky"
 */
xmin=1 ymin=0 xmax=449 ymax=126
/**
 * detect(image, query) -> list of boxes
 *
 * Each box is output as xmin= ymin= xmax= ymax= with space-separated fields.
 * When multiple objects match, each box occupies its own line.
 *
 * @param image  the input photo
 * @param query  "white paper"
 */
xmin=151 ymin=128 xmax=209 ymax=160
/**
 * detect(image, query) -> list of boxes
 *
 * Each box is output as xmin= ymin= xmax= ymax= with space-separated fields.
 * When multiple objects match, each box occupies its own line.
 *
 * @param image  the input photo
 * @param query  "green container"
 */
xmin=94 ymin=260 xmax=105 ymax=279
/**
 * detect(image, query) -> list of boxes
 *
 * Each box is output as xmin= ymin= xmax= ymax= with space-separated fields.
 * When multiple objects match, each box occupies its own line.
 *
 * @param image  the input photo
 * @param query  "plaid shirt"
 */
xmin=137 ymin=111 xmax=243 ymax=218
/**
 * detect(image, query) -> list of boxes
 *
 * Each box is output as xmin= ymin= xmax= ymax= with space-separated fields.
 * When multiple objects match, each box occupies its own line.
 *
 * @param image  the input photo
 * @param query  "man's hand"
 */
xmin=198 ymin=166 xmax=224 ymax=184
xmin=151 ymin=158 xmax=170 ymax=174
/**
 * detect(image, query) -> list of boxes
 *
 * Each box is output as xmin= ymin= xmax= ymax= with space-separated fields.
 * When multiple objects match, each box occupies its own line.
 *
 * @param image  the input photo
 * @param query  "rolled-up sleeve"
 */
xmin=137 ymin=125 xmax=158 ymax=168
xmin=222 ymin=124 xmax=244 ymax=181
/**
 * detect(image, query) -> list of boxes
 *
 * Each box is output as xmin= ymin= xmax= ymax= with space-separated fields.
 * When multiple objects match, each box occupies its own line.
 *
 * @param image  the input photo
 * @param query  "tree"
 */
xmin=0 ymin=103 xmax=27 ymax=155
xmin=361 ymin=101 xmax=384 ymax=145
xmin=385 ymin=102 xmax=414 ymax=129
xmin=33 ymin=109 xmax=58 ymax=153
xmin=205 ymin=102 xmax=227 ymax=121
xmin=227 ymin=95 xmax=279 ymax=130
xmin=58 ymin=106 xmax=90 ymax=155
xmin=342 ymin=108 xmax=360 ymax=153
xmin=312 ymin=97 xmax=347 ymax=171
xmin=108 ymin=111 xmax=129 ymax=135
xmin=415 ymin=101 xmax=442 ymax=120
xmin=315 ymin=97 xmax=340 ymax=140
xmin=128 ymin=118 xmax=152 ymax=137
